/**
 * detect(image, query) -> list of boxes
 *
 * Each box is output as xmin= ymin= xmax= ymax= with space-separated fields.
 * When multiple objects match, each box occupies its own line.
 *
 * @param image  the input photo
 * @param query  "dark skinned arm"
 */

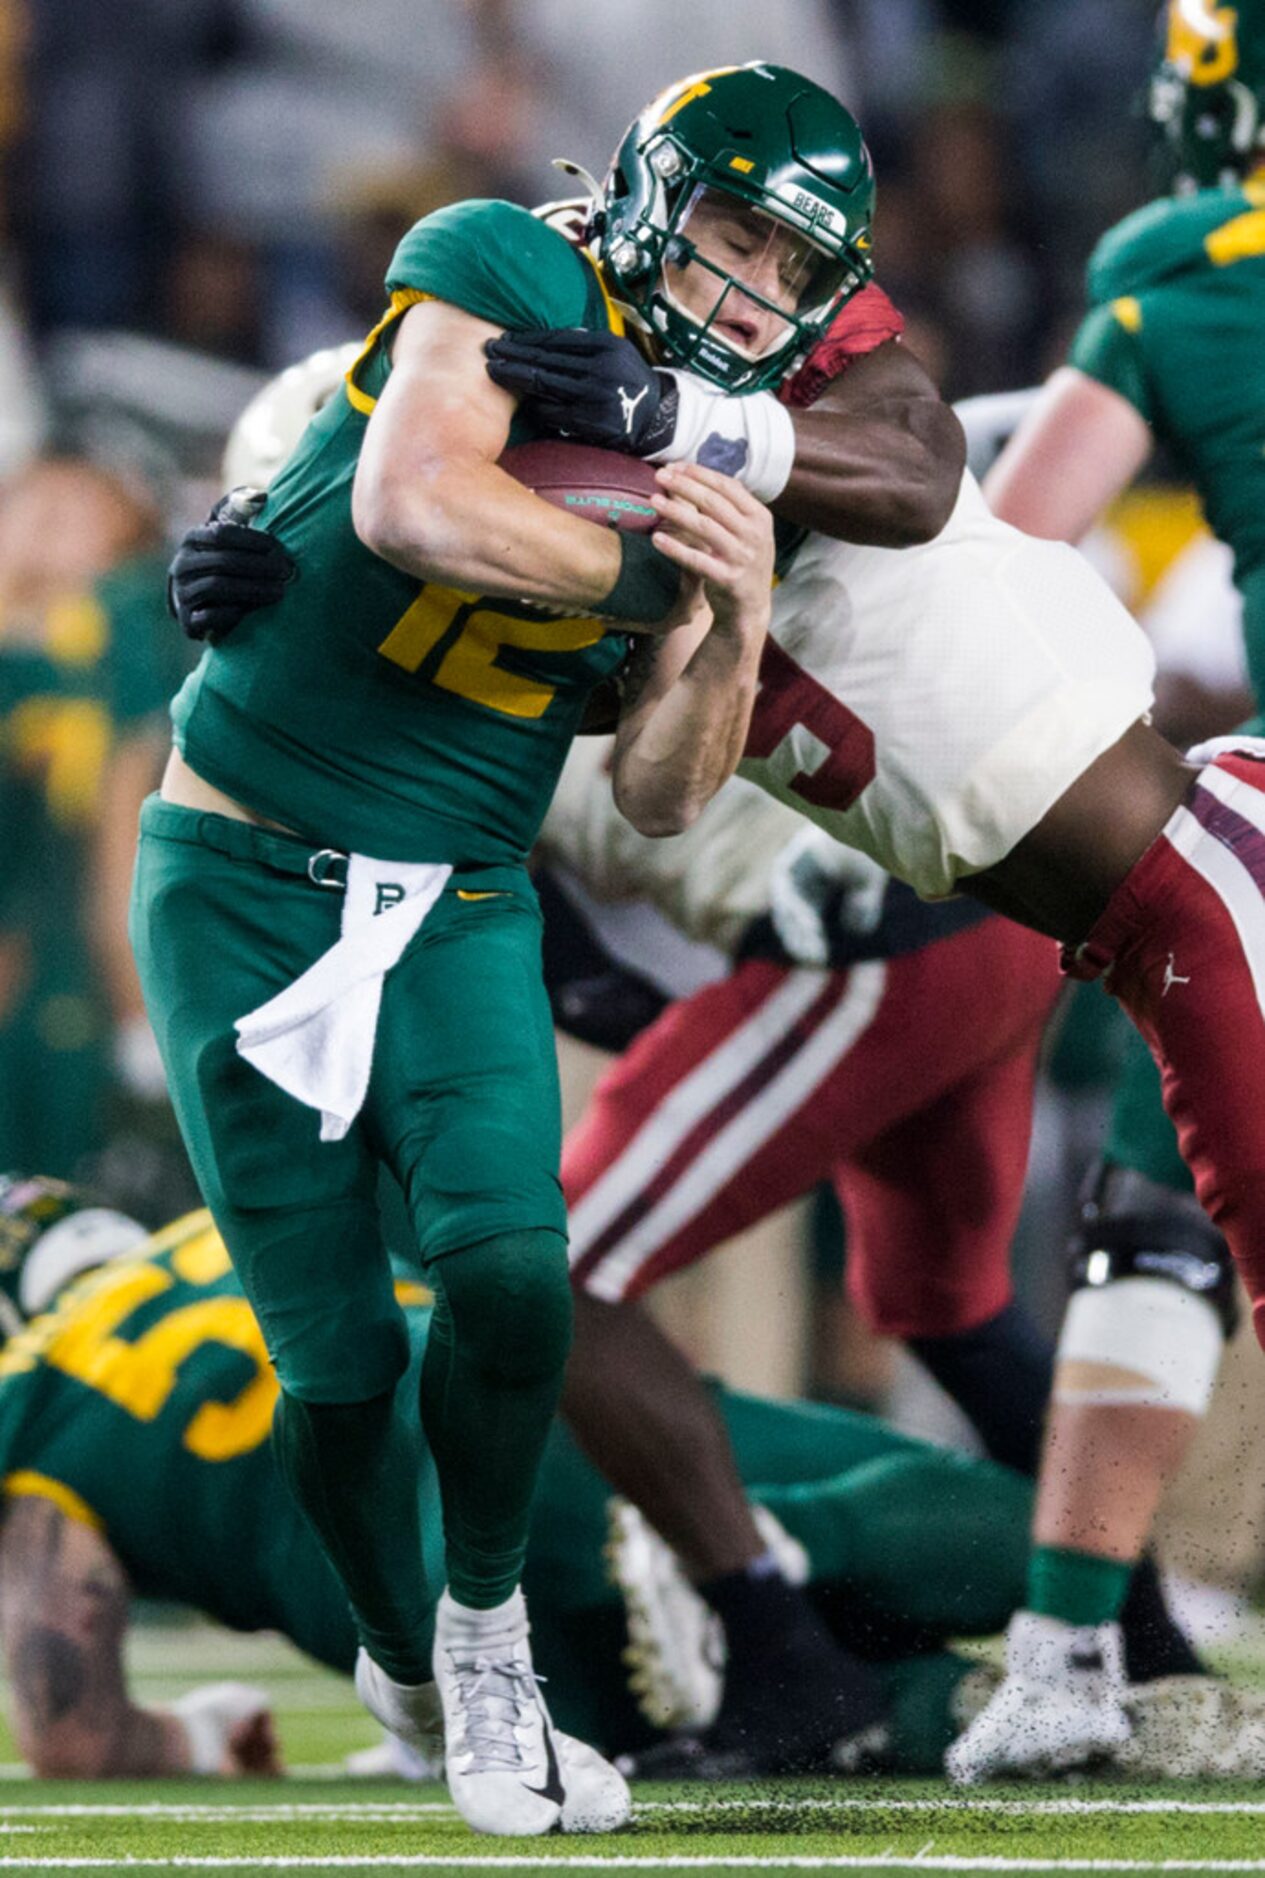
xmin=485 ymin=325 xmax=965 ymax=552
xmin=775 ymin=341 xmax=965 ymax=545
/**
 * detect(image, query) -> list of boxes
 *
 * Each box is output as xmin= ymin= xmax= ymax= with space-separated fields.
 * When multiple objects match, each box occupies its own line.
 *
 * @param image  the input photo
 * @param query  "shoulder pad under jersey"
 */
xmin=1087 ymin=186 xmax=1256 ymax=304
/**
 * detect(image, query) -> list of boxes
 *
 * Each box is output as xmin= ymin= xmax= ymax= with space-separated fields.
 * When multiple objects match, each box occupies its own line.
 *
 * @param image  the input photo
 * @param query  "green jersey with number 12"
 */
xmin=172 ymin=200 xmax=630 ymax=865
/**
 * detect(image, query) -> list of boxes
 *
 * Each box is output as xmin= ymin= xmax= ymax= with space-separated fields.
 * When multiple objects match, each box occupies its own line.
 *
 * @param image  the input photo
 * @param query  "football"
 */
xmin=499 ymin=440 xmax=659 ymax=533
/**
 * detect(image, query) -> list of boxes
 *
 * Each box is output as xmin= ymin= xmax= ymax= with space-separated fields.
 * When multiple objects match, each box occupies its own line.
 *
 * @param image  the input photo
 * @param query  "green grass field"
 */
xmin=1 ymin=1623 xmax=1263 ymax=1874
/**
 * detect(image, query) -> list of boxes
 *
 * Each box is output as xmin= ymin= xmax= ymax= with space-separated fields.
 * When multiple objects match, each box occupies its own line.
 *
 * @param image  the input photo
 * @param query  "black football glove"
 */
xmin=167 ymin=489 xmax=296 ymax=645
xmin=484 ymin=328 xmax=680 ymax=455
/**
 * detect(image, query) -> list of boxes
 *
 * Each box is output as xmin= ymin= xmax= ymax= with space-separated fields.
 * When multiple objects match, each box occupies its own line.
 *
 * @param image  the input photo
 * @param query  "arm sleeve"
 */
xmin=1068 ymin=299 xmax=1156 ymax=425
xmin=782 ymin=282 xmax=906 ymax=407
xmin=386 ymin=199 xmax=592 ymax=332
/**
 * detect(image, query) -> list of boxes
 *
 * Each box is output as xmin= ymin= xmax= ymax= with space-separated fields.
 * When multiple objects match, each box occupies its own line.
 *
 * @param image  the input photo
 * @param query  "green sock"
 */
xmin=420 ymin=1230 xmax=572 ymax=1610
xmin=272 ymin=1388 xmax=434 ymax=1684
xmin=1028 ymin=1544 xmax=1133 ymax=1627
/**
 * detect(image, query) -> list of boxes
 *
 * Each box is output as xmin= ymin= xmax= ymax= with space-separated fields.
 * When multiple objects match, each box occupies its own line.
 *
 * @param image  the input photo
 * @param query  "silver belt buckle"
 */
xmin=307 ymin=848 xmax=348 ymax=889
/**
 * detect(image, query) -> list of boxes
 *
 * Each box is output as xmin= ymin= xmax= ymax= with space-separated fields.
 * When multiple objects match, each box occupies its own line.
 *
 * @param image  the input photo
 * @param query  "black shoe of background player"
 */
xmin=616 ymin=1583 xmax=892 ymax=1781
xmin=615 ymin=1707 xmax=890 ymax=1781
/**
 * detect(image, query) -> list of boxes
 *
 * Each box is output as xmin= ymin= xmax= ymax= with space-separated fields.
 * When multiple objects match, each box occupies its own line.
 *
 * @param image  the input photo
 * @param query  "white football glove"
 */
xmin=170 ymin=1681 xmax=276 ymax=1775
xmin=768 ymin=827 xmax=889 ymax=966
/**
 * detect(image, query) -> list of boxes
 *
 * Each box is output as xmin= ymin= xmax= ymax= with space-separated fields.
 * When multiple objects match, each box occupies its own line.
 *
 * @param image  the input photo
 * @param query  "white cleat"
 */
xmin=605 ymin=1497 xmax=809 ymax=1734
xmin=435 ymin=1586 xmax=620 ymax=1837
xmin=555 ymin=1732 xmax=632 ymax=1832
xmin=354 ymin=1650 xmax=444 ymax=1760
xmin=945 ymin=1611 xmax=1131 ymax=1784
xmin=606 ymin=1497 xmax=724 ymax=1731
xmin=1118 ymin=1675 xmax=1265 ymax=1779
xmin=345 ymin=1728 xmax=444 ymax=1781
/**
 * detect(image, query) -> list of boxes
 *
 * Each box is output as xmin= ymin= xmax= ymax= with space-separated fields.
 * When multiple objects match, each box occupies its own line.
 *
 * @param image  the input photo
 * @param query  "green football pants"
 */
xmin=130 ymin=798 xmax=567 ymax=1403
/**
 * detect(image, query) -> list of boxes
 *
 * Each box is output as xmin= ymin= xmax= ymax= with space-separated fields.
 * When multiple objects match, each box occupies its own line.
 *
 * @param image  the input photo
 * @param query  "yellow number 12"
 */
xmin=377 ymin=584 xmax=603 ymax=719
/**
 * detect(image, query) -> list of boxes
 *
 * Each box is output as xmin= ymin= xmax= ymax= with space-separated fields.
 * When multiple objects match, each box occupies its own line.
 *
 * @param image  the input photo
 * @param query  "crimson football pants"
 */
xmin=564 ymin=913 xmax=1062 ymax=1339
xmin=1064 ymin=748 xmax=1265 ymax=1347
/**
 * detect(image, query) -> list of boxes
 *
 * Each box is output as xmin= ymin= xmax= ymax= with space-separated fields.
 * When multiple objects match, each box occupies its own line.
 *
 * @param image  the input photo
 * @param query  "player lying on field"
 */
xmin=0 ymin=1175 xmax=1245 ymax=1783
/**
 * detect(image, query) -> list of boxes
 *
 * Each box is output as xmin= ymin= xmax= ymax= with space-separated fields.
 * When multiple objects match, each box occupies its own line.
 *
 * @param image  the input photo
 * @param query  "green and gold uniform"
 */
xmin=1069 ymin=177 xmax=1265 ymax=1190
xmin=138 ymin=201 xmax=631 ymax=1295
xmin=172 ymin=200 xmax=628 ymax=866
xmin=131 ymin=200 xmax=639 ymax=1676
xmin=0 ymin=1211 xmax=1033 ymax=1773
xmin=2 ymin=553 xmax=184 ymax=1179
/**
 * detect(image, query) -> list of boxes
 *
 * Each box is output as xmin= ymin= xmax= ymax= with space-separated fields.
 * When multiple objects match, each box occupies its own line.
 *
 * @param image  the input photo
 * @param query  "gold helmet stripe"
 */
xmin=652 ymin=66 xmax=739 ymax=128
xmin=1167 ymin=1 xmax=1240 ymax=87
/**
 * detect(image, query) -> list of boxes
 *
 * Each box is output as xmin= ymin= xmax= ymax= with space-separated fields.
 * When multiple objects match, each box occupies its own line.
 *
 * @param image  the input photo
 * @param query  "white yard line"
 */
xmin=9 ymin=1800 xmax=1265 ymax=1822
xmin=5 ymin=1856 xmax=1265 ymax=1872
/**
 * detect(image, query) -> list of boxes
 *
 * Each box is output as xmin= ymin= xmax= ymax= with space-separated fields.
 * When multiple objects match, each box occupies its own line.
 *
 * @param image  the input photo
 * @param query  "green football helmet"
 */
xmin=0 ymin=1174 xmax=147 ymax=1338
xmin=1149 ymin=1 xmax=1265 ymax=190
xmin=596 ymin=63 xmax=875 ymax=393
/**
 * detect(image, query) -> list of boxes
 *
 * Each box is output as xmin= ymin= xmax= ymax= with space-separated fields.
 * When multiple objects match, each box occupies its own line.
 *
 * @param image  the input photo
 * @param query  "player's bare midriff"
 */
xmin=160 ymin=745 xmax=301 ymax=836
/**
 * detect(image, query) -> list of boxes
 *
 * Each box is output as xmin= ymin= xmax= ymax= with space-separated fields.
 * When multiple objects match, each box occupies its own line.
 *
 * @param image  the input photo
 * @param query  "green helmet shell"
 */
xmin=597 ymin=63 xmax=875 ymax=392
xmin=1150 ymin=1 xmax=1265 ymax=190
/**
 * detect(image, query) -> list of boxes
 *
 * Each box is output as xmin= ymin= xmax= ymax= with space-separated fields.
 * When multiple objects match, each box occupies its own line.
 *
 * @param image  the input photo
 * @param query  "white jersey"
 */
xmin=539 ymin=738 xmax=803 ymax=955
xmin=739 ymin=472 xmax=1157 ymax=900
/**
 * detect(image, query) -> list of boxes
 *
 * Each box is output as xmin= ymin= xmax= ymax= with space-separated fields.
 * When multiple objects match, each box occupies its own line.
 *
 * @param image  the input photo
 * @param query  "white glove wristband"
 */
xmin=649 ymin=372 xmax=796 ymax=504
xmin=171 ymin=1682 xmax=270 ymax=1775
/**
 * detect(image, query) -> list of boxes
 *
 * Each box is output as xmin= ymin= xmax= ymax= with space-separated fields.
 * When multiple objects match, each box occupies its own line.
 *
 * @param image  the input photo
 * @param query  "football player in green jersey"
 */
xmin=952 ymin=0 xmax=1265 ymax=1782
xmin=130 ymin=63 xmax=963 ymax=1836
xmin=2 ymin=1177 xmax=1258 ymax=1784
xmin=0 ymin=460 xmax=179 ymax=1185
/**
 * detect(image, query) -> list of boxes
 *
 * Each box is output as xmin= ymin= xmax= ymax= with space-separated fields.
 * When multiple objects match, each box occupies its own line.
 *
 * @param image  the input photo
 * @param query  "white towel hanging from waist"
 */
xmin=235 ymin=854 xmax=452 ymax=1142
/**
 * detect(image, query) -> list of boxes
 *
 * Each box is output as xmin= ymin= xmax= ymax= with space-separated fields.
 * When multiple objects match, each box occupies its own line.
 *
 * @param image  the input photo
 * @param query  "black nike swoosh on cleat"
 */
xmin=523 ymin=1725 xmax=566 ymax=1806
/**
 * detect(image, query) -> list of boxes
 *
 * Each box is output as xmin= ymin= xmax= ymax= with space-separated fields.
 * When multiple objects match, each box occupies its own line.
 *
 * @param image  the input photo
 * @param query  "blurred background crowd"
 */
xmin=10 ymin=0 xmax=1159 ymax=392
xmin=4 ymin=0 xmax=1256 ymax=1596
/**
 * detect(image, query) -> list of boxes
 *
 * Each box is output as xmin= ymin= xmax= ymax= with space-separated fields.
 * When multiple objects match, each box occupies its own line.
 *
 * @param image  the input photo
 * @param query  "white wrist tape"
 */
xmin=650 ymin=371 xmax=796 ymax=503
xmin=171 ymin=1682 xmax=270 ymax=1775
xmin=1053 ymin=1276 xmax=1225 ymax=1417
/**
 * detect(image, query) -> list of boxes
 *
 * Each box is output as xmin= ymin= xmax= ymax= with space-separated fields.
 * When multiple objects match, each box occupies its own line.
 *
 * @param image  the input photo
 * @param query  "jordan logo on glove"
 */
xmin=618 ymin=384 xmax=649 ymax=435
